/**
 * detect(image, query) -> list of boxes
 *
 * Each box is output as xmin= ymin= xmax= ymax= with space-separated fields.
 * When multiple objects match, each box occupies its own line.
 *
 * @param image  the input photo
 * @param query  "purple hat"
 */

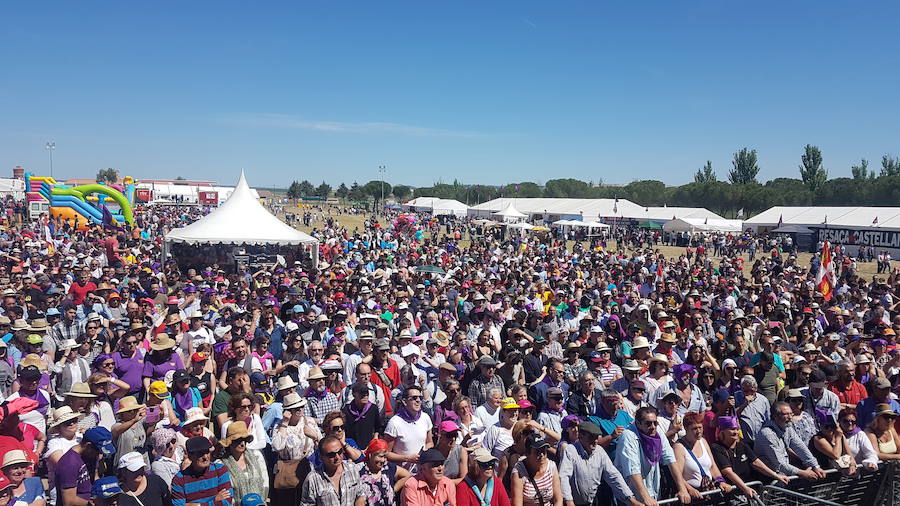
xmin=673 ymin=364 xmax=695 ymax=377
xmin=873 ymin=339 xmax=888 ymax=348
xmin=561 ymin=415 xmax=581 ymax=429
xmin=815 ymin=408 xmax=837 ymax=428
xmin=717 ymin=416 xmax=740 ymax=430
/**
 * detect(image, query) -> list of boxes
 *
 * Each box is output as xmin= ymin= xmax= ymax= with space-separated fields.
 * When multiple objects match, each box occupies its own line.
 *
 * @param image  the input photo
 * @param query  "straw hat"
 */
xmin=306 ymin=367 xmax=325 ymax=381
xmin=58 ymin=339 xmax=79 ymax=352
xmin=1 ymin=450 xmax=30 ymax=468
xmin=222 ymin=421 xmax=253 ymax=447
xmin=165 ymin=313 xmax=182 ymax=325
xmin=28 ymin=318 xmax=50 ymax=332
xmin=66 ymin=382 xmax=97 ymax=398
xmin=190 ymin=310 xmax=204 ymax=319
xmin=48 ymin=406 xmax=83 ymax=429
xmin=282 ymin=392 xmax=307 ymax=410
xmin=181 ymin=407 xmax=209 ymax=426
xmin=115 ymin=396 xmax=146 ymax=415
xmin=631 ymin=337 xmax=651 ymax=350
xmin=275 ymin=376 xmax=298 ymax=391
xmin=150 ymin=335 xmax=176 ymax=351
xmin=11 ymin=319 xmax=28 ymax=331
xmin=19 ymin=354 xmax=47 ymax=372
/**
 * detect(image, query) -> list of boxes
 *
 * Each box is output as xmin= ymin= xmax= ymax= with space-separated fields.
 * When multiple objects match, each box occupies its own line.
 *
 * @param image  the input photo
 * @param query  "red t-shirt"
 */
xmin=456 ymin=478 xmax=512 ymax=506
xmin=104 ymin=236 xmax=121 ymax=264
xmin=829 ymin=380 xmax=868 ymax=406
xmin=68 ymin=281 xmax=97 ymax=305
xmin=370 ymin=359 xmax=400 ymax=416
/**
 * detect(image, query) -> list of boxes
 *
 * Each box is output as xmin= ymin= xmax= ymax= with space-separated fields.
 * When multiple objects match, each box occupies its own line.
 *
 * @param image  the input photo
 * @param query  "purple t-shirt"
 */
xmin=142 ymin=351 xmax=184 ymax=381
xmin=113 ymin=349 xmax=145 ymax=392
xmin=56 ymin=448 xmax=91 ymax=501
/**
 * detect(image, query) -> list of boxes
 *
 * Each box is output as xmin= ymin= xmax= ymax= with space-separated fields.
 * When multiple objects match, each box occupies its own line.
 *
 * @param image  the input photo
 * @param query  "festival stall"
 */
xmin=164 ymin=171 xmax=319 ymax=272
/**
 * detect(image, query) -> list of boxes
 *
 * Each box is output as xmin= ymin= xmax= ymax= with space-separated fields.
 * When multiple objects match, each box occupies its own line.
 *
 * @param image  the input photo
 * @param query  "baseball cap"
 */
xmin=472 ymin=447 xmax=497 ymax=464
xmin=91 ymin=476 xmax=122 ymax=499
xmin=439 ymin=420 xmax=460 ymax=433
xmin=711 ymin=388 xmax=730 ymax=404
xmin=117 ymin=451 xmax=146 ymax=472
xmin=149 ymin=381 xmax=170 ymax=399
xmin=242 ymin=493 xmax=266 ymax=506
xmin=578 ymin=421 xmax=603 ymax=436
xmin=172 ymin=370 xmax=191 ymax=384
xmin=191 ymin=352 xmax=208 ymax=363
xmin=84 ymin=427 xmax=116 ymax=456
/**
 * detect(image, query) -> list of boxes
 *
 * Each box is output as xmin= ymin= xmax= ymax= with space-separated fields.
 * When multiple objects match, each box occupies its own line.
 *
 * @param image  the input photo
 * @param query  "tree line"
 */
xmin=284 ymin=146 xmax=900 ymax=217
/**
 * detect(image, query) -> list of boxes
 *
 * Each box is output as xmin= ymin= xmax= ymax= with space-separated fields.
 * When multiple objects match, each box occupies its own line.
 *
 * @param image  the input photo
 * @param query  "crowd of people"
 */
xmin=0 ymin=195 xmax=898 ymax=506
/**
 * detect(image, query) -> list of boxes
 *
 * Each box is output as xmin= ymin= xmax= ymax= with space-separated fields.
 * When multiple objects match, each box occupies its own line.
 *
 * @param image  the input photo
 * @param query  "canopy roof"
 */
xmin=403 ymin=197 xmax=468 ymax=216
xmin=469 ymin=197 xmax=722 ymax=222
xmin=745 ymin=206 xmax=900 ymax=231
xmin=663 ymin=218 xmax=743 ymax=233
xmin=165 ymin=171 xmax=319 ymax=246
xmin=493 ymin=202 xmax=527 ymax=218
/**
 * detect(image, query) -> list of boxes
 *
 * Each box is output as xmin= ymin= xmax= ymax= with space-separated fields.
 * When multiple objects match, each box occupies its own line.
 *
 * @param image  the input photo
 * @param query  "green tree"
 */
xmin=347 ymin=182 xmax=365 ymax=201
xmin=623 ymin=180 xmax=667 ymax=206
xmin=544 ymin=179 xmax=592 ymax=198
xmin=881 ymin=155 xmax=900 ymax=177
xmin=693 ymin=161 xmax=717 ymax=183
xmin=799 ymin=144 xmax=828 ymax=192
xmin=335 ymin=183 xmax=349 ymax=199
xmin=298 ymin=180 xmax=314 ymax=197
xmin=286 ymin=181 xmax=302 ymax=199
xmin=392 ymin=185 xmax=412 ymax=201
xmin=314 ymin=182 xmax=331 ymax=198
xmin=362 ymin=180 xmax=392 ymax=204
xmin=728 ymin=148 xmax=760 ymax=185
xmin=500 ymin=182 xmax=542 ymax=198
xmin=96 ymin=168 xmax=119 ymax=184
xmin=851 ymin=159 xmax=875 ymax=180
xmin=175 ymin=176 xmax=186 ymax=181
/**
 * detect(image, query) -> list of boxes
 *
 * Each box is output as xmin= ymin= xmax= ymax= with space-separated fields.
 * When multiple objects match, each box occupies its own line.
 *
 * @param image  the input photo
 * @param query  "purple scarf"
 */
xmin=638 ymin=429 xmax=663 ymax=466
xmin=173 ymin=389 xmax=195 ymax=415
xmin=395 ymin=405 xmax=422 ymax=423
xmin=346 ymin=401 xmax=373 ymax=423
xmin=305 ymin=387 xmax=328 ymax=400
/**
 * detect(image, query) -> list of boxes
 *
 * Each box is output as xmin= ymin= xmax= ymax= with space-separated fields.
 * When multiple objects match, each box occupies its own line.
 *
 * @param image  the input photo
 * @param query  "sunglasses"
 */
xmin=407 ymin=396 xmax=423 ymax=401
xmin=840 ymin=419 xmax=858 ymax=424
xmin=477 ymin=460 xmax=497 ymax=469
xmin=322 ymin=449 xmax=344 ymax=458
xmin=330 ymin=424 xmax=345 ymax=432
xmin=102 ymin=362 xmax=115 ymax=367
xmin=237 ymin=404 xmax=253 ymax=410
xmin=86 ymin=326 xmax=99 ymax=330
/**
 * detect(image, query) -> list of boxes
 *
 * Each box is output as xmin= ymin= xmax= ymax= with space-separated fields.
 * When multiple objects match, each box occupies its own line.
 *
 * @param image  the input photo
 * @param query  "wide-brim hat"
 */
xmin=115 ymin=396 xmax=146 ymax=414
xmin=222 ymin=421 xmax=253 ymax=447
xmin=66 ymin=382 xmax=97 ymax=398
xmin=631 ymin=337 xmax=651 ymax=350
xmin=276 ymin=375 xmax=299 ymax=391
xmin=282 ymin=392 xmax=307 ymax=410
xmin=28 ymin=319 xmax=50 ymax=331
xmin=11 ymin=319 xmax=28 ymax=331
xmin=0 ymin=449 xmax=30 ymax=468
xmin=150 ymin=335 xmax=177 ymax=351
xmin=306 ymin=367 xmax=326 ymax=380
xmin=49 ymin=406 xmax=83 ymax=429
xmin=165 ymin=313 xmax=182 ymax=325
xmin=181 ymin=407 xmax=209 ymax=426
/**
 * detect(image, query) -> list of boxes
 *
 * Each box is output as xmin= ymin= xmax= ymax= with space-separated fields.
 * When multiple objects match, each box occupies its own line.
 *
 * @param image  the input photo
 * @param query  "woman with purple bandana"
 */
xmin=711 ymin=415 xmax=788 ymax=499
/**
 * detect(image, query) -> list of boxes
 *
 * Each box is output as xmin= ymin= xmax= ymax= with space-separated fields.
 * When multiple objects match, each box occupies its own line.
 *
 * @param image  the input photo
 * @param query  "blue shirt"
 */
xmin=857 ymin=397 xmax=900 ymax=428
xmin=614 ymin=425 xmax=676 ymax=500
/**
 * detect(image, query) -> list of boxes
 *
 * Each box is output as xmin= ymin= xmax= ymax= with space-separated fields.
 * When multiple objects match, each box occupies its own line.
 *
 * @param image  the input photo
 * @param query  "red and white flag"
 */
xmin=816 ymin=241 xmax=836 ymax=301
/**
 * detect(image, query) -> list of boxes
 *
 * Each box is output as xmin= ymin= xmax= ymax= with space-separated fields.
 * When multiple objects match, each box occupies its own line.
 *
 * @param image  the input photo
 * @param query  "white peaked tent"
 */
xmin=493 ymin=202 xmax=527 ymax=222
xmin=165 ymin=171 xmax=319 ymax=264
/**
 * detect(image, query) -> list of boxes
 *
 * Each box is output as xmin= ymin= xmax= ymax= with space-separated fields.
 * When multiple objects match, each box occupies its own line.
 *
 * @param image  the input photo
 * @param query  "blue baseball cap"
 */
xmin=712 ymin=388 xmax=731 ymax=404
xmin=241 ymin=493 xmax=265 ymax=506
xmin=46 ymin=308 xmax=61 ymax=316
xmin=84 ymin=427 xmax=116 ymax=456
xmin=91 ymin=476 xmax=122 ymax=499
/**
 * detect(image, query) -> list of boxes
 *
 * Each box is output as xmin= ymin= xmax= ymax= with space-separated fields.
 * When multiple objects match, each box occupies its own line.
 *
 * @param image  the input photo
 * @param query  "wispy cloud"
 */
xmin=521 ymin=17 xmax=537 ymax=29
xmin=220 ymin=113 xmax=490 ymax=138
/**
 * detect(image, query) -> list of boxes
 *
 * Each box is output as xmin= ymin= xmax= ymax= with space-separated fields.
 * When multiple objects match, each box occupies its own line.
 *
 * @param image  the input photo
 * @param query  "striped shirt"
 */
xmin=172 ymin=462 xmax=233 ymax=506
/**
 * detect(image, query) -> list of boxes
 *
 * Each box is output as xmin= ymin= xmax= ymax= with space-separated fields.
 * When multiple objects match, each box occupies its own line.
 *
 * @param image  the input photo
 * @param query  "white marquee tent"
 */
xmin=744 ymin=206 xmax=900 ymax=233
xmin=493 ymin=202 xmax=528 ymax=222
xmin=663 ymin=218 xmax=743 ymax=233
xmin=165 ymin=171 xmax=319 ymax=264
xmin=402 ymin=197 xmax=468 ymax=216
xmin=469 ymin=197 xmax=723 ymax=223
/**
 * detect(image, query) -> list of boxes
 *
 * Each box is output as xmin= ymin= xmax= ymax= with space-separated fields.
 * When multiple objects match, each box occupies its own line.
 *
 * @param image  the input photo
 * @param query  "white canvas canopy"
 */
xmin=165 ymin=171 xmax=319 ymax=263
xmin=663 ymin=218 xmax=742 ymax=233
xmin=493 ymin=202 xmax=527 ymax=222
xmin=403 ymin=197 xmax=469 ymax=216
xmin=506 ymin=222 xmax=535 ymax=230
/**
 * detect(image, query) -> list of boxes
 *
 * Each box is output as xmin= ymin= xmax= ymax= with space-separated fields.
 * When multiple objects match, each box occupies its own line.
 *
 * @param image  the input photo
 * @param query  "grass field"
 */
xmin=281 ymin=208 xmax=882 ymax=280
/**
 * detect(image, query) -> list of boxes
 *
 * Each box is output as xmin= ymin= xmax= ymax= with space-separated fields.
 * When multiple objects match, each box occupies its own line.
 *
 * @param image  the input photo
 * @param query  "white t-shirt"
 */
xmin=384 ymin=414 xmax=432 ymax=471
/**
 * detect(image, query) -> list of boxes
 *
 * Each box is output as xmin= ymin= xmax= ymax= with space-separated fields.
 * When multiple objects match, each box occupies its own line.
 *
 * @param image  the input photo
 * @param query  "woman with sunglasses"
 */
xmin=148 ymin=428 xmax=181 ymax=489
xmin=313 ymin=411 xmax=363 ymax=465
xmin=510 ymin=433 xmax=561 ymax=506
xmin=220 ymin=394 xmax=267 ymax=453
xmin=865 ymin=403 xmax=900 ymax=461
xmin=456 ymin=447 xmax=511 ymax=506
xmin=219 ymin=421 xmax=268 ymax=501
xmin=837 ymin=408 xmax=880 ymax=471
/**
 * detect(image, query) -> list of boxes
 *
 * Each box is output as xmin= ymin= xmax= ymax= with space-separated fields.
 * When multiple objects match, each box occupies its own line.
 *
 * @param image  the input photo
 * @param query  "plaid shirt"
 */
xmin=467 ymin=374 xmax=505 ymax=408
xmin=49 ymin=318 xmax=84 ymax=348
xmin=305 ymin=391 xmax=341 ymax=424
xmin=300 ymin=462 xmax=363 ymax=506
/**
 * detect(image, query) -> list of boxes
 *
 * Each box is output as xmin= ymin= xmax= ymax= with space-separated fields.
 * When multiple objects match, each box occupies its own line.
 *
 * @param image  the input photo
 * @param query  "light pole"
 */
xmin=45 ymin=142 xmax=55 ymax=177
xmin=378 ymin=165 xmax=386 ymax=213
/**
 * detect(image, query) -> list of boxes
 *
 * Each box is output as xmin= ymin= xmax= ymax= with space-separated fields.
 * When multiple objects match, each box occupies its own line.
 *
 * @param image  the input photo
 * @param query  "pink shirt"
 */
xmin=403 ymin=475 xmax=456 ymax=506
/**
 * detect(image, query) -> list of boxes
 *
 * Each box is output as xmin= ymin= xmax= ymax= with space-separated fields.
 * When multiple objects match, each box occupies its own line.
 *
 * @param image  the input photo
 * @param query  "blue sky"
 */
xmin=2 ymin=2 xmax=899 ymax=188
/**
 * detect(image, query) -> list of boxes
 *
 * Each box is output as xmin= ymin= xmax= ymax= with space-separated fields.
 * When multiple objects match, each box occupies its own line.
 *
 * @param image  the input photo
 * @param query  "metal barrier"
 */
xmin=656 ymin=464 xmax=900 ymax=506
